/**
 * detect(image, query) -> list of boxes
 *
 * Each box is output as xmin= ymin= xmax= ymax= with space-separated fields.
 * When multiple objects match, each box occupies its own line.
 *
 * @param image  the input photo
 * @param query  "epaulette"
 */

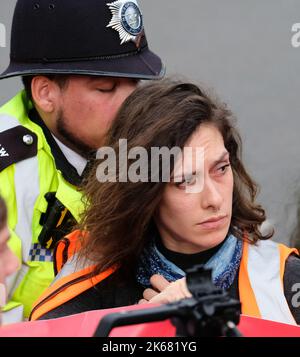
xmin=0 ymin=125 xmax=37 ymax=172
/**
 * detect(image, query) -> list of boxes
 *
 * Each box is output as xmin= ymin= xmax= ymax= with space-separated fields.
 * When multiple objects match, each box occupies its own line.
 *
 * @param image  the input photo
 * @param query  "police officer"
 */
xmin=0 ymin=0 xmax=164 ymax=323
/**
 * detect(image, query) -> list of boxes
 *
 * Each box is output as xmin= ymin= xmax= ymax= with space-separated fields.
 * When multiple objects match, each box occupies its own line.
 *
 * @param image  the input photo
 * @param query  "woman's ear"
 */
xmin=31 ymin=76 xmax=60 ymax=113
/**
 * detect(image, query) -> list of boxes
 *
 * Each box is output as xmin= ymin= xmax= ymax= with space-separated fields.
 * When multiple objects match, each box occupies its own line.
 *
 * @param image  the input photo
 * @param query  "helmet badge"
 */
xmin=107 ymin=0 xmax=144 ymax=46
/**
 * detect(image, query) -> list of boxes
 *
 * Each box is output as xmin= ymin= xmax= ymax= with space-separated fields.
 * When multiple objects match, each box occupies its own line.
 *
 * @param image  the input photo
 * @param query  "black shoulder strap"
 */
xmin=0 ymin=125 xmax=37 ymax=172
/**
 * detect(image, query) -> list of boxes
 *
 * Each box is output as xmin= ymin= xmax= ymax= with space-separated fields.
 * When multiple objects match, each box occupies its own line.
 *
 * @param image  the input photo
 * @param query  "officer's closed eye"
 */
xmin=96 ymin=82 xmax=117 ymax=93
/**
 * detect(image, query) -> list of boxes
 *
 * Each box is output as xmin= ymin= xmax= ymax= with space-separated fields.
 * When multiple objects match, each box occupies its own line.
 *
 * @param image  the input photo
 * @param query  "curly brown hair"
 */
xmin=78 ymin=79 xmax=272 ymax=278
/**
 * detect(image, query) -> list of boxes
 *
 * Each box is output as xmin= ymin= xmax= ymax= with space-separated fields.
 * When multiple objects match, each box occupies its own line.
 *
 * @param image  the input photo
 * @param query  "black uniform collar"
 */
xmin=28 ymin=108 xmax=93 ymax=186
xmin=155 ymin=235 xmax=227 ymax=273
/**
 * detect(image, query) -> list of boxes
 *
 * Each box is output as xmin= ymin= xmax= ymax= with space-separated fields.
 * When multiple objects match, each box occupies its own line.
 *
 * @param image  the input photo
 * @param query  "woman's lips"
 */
xmin=197 ymin=215 xmax=228 ymax=230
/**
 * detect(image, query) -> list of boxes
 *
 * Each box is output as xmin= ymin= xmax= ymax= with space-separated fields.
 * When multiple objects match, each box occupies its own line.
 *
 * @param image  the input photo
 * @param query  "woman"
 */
xmin=30 ymin=80 xmax=300 ymax=324
xmin=0 ymin=196 xmax=19 ymax=325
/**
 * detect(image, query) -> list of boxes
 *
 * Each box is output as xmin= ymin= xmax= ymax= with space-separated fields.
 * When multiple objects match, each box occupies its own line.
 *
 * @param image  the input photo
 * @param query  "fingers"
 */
xmin=149 ymin=274 xmax=170 ymax=292
xmin=138 ymin=299 xmax=148 ymax=305
xmin=148 ymin=278 xmax=192 ymax=305
xmin=148 ymin=291 xmax=173 ymax=304
xmin=140 ymin=275 xmax=171 ymax=303
xmin=141 ymin=275 xmax=170 ymax=302
xmin=178 ymin=278 xmax=192 ymax=298
xmin=143 ymin=288 xmax=159 ymax=301
xmin=140 ymin=276 xmax=192 ymax=306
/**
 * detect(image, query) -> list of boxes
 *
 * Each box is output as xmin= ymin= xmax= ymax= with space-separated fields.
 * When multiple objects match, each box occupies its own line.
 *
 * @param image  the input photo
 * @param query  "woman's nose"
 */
xmin=201 ymin=178 xmax=223 ymax=210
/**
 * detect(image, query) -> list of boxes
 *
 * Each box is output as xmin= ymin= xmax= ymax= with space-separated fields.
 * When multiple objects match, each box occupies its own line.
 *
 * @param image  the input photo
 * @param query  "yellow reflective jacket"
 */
xmin=0 ymin=91 xmax=84 ymax=321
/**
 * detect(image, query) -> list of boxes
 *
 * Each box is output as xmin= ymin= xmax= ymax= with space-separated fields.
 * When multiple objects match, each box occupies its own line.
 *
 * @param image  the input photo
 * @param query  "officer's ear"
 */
xmin=31 ymin=76 xmax=61 ymax=114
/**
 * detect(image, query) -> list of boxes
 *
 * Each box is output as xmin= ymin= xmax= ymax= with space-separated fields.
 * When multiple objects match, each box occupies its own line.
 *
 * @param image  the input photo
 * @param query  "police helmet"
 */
xmin=0 ymin=0 xmax=165 ymax=80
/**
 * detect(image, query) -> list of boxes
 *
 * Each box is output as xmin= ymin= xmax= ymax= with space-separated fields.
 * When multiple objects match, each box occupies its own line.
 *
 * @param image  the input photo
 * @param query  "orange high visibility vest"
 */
xmin=30 ymin=231 xmax=298 ymax=324
xmin=239 ymin=239 xmax=298 ymax=324
xmin=30 ymin=230 xmax=117 ymax=321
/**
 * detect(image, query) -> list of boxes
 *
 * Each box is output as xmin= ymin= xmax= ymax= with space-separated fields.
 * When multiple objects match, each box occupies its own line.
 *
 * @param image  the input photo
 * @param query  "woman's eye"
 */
xmin=216 ymin=163 xmax=231 ymax=175
xmin=176 ymin=175 xmax=197 ymax=188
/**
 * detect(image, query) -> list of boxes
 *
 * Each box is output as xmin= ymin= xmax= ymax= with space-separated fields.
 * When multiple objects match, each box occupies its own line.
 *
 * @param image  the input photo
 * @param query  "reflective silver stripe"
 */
xmin=7 ymin=154 xmax=40 ymax=298
xmin=247 ymin=240 xmax=296 ymax=325
xmin=2 ymin=305 xmax=24 ymax=324
xmin=0 ymin=114 xmax=20 ymax=132
xmin=14 ymin=156 xmax=40 ymax=261
xmin=0 ymin=114 xmax=40 ymax=297
xmin=0 ymin=114 xmax=23 ymax=295
xmin=7 ymin=265 xmax=29 ymax=301
xmin=52 ymin=253 xmax=93 ymax=285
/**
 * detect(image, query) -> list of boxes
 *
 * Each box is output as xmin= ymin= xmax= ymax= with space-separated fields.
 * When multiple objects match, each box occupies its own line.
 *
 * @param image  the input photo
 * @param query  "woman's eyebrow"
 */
xmin=211 ymin=151 xmax=229 ymax=166
xmin=171 ymin=151 xmax=230 ymax=180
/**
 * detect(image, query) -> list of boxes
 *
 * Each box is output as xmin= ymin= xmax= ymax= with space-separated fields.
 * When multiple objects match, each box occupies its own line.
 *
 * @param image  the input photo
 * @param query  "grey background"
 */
xmin=1 ymin=0 xmax=300 ymax=245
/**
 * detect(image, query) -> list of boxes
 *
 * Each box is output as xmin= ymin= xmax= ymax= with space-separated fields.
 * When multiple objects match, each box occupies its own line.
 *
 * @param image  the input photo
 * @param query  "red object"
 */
xmin=1 ymin=304 xmax=300 ymax=337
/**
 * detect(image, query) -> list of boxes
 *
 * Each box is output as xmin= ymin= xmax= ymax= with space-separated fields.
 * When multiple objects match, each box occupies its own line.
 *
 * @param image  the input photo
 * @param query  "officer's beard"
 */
xmin=56 ymin=110 xmax=94 ymax=159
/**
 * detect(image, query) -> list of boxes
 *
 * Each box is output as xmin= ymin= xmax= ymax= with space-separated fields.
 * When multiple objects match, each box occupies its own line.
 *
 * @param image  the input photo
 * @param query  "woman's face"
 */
xmin=155 ymin=124 xmax=234 ymax=254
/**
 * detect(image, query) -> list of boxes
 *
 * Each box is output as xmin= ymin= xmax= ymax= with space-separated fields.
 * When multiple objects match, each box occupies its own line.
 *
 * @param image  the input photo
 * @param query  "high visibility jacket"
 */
xmin=30 ymin=231 xmax=299 ymax=325
xmin=0 ymin=91 xmax=84 ymax=322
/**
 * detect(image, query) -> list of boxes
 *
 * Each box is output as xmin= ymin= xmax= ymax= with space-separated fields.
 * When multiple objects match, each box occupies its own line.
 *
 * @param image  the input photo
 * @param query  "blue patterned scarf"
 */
xmin=136 ymin=234 xmax=243 ymax=290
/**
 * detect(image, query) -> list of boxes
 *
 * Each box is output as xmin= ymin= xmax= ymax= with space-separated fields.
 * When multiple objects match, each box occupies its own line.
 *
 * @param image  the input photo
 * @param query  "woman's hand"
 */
xmin=139 ymin=274 xmax=192 ymax=305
